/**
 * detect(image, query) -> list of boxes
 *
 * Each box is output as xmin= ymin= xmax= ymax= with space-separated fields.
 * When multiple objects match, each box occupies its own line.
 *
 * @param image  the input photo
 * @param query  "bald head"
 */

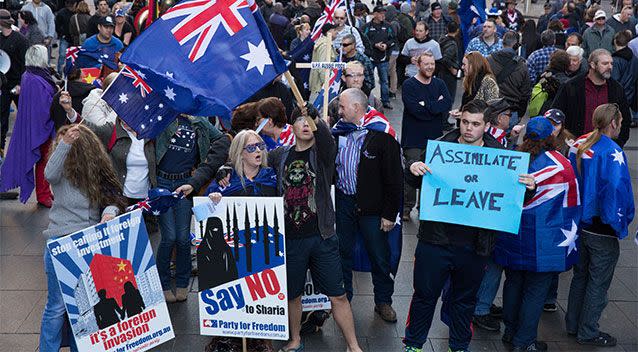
xmin=334 ymin=8 xmax=347 ymax=27
xmin=338 ymin=88 xmax=368 ymax=124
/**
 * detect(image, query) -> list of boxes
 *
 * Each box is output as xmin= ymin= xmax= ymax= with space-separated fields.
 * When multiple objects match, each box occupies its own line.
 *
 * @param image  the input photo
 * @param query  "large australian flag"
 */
xmin=569 ymin=134 xmax=635 ymax=239
xmin=495 ymin=150 xmax=582 ymax=272
xmin=102 ymin=65 xmax=179 ymax=138
xmin=120 ymin=0 xmax=288 ymax=124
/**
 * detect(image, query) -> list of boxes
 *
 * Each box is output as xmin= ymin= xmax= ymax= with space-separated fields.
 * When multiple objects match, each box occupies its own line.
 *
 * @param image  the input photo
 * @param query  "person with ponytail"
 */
xmin=40 ymin=124 xmax=126 ymax=351
xmin=565 ymin=103 xmax=635 ymax=347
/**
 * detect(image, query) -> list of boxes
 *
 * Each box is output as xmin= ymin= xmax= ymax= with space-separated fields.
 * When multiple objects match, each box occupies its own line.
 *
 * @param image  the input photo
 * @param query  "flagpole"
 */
xmin=321 ymin=33 xmax=333 ymax=123
xmin=283 ymin=70 xmax=316 ymax=131
xmin=77 ymin=66 xmax=124 ymax=126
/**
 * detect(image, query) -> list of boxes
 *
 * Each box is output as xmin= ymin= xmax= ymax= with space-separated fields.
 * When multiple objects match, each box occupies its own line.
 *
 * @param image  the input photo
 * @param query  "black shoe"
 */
xmin=490 ymin=304 xmax=503 ymax=318
xmin=502 ymin=333 xmax=513 ymax=345
xmin=512 ymin=341 xmax=548 ymax=351
xmin=473 ymin=314 xmax=500 ymax=331
xmin=0 ymin=191 xmax=18 ymax=200
xmin=543 ymin=303 xmax=557 ymax=312
xmin=383 ymin=102 xmax=393 ymax=110
xmin=631 ymin=121 xmax=638 ymax=128
xmin=300 ymin=310 xmax=330 ymax=335
xmin=389 ymin=92 xmax=396 ymax=99
xmin=577 ymin=332 xmax=617 ymax=346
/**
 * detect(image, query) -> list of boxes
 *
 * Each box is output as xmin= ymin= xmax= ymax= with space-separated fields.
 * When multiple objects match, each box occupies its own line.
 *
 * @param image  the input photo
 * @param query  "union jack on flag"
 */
xmin=65 ymin=46 xmax=79 ymax=62
xmin=311 ymin=0 xmax=346 ymax=41
xmin=568 ymin=134 xmax=594 ymax=159
xmin=161 ymin=0 xmax=258 ymax=62
xmin=121 ymin=65 xmax=152 ymax=97
xmin=524 ymin=150 xmax=580 ymax=210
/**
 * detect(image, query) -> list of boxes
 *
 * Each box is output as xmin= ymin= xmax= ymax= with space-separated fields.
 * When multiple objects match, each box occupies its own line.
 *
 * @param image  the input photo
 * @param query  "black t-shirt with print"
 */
xmin=283 ymin=148 xmax=319 ymax=239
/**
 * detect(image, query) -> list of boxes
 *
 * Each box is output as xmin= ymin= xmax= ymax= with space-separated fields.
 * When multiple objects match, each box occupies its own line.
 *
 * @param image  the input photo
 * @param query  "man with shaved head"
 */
xmin=332 ymin=88 xmax=403 ymax=323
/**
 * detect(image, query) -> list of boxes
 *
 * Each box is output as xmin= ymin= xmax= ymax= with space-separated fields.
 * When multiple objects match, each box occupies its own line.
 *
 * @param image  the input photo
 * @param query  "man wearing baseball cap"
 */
xmin=425 ymin=2 xmax=450 ymax=43
xmin=582 ymin=10 xmax=615 ymax=58
xmin=76 ymin=15 xmax=123 ymax=69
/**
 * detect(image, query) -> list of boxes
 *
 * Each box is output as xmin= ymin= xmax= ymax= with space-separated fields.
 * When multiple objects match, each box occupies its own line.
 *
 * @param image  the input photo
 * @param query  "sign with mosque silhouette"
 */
xmin=47 ymin=210 xmax=174 ymax=351
xmin=192 ymin=197 xmax=288 ymax=339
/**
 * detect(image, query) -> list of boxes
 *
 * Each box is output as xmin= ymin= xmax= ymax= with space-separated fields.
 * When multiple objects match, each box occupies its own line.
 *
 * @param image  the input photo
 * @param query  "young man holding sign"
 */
xmin=402 ymin=100 xmax=536 ymax=352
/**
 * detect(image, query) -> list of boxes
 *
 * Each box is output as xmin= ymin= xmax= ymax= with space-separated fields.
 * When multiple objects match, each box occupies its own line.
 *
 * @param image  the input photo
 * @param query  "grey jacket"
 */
xmin=582 ymin=24 xmax=615 ymax=58
xmin=268 ymin=119 xmax=337 ymax=239
xmin=44 ymin=141 xmax=119 ymax=239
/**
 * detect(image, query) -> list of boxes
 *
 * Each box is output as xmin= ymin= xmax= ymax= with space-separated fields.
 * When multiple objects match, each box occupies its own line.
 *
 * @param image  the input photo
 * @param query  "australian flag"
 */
xmin=74 ymin=46 xmax=118 ymax=70
xmin=287 ymin=37 xmax=314 ymax=97
xmin=64 ymin=46 xmax=80 ymax=76
xmin=495 ymin=150 xmax=582 ymax=272
xmin=102 ymin=65 xmax=179 ymax=138
xmin=126 ymin=188 xmax=185 ymax=215
xmin=119 ymin=0 xmax=288 ymax=126
xmin=459 ymin=0 xmax=487 ymax=48
xmin=569 ymin=134 xmax=635 ymax=239
xmin=313 ymin=68 xmax=341 ymax=112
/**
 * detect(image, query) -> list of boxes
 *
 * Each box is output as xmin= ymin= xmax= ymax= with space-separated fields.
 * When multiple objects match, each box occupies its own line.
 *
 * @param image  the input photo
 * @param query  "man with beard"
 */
xmin=551 ymin=48 xmax=631 ymax=147
xmin=400 ymin=21 xmax=442 ymax=79
xmin=400 ymin=51 xmax=451 ymax=221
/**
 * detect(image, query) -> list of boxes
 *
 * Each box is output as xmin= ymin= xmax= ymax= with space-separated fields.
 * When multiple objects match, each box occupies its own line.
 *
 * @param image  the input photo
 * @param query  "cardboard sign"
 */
xmin=419 ymin=141 xmax=530 ymax=234
xmin=47 ymin=210 xmax=174 ymax=351
xmin=193 ymin=197 xmax=289 ymax=340
xmin=301 ymin=271 xmax=331 ymax=311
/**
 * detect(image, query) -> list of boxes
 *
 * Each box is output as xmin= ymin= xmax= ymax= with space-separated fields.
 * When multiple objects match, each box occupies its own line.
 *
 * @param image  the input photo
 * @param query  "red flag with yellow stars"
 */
xmin=89 ymin=254 xmax=138 ymax=306
xmin=80 ymin=67 xmax=101 ymax=84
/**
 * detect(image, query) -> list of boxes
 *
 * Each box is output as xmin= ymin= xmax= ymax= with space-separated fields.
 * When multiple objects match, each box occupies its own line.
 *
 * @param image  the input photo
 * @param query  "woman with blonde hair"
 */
xmin=290 ymin=22 xmax=311 ymax=52
xmin=566 ymin=103 xmax=634 ymax=347
xmin=39 ymin=124 xmax=126 ymax=351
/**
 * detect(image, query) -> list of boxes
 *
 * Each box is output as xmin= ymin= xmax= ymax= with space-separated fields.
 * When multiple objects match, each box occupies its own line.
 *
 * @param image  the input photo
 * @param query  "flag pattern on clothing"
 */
xmin=126 ymin=188 xmax=185 ymax=215
xmin=311 ymin=0 xmax=346 ymax=41
xmin=331 ymin=106 xmax=397 ymax=139
xmin=495 ymin=150 xmax=581 ymax=272
xmin=458 ymin=0 xmax=487 ymax=48
xmin=64 ymin=46 xmax=80 ymax=76
xmin=102 ymin=66 xmax=180 ymax=139
xmin=262 ymin=123 xmax=296 ymax=150
xmin=287 ymin=36 xmax=314 ymax=96
xmin=312 ymin=68 xmax=341 ymax=112
xmin=120 ymin=0 xmax=288 ymax=126
xmin=568 ymin=134 xmax=635 ymax=239
xmin=487 ymin=126 xmax=507 ymax=147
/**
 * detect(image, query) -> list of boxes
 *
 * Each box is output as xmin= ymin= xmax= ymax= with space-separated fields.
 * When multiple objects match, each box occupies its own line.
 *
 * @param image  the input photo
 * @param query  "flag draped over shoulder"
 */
xmin=458 ymin=0 xmax=486 ymax=48
xmin=495 ymin=150 xmax=581 ymax=272
xmin=205 ymin=167 xmax=277 ymax=196
xmin=331 ymin=106 xmax=397 ymax=139
xmin=120 ymin=0 xmax=288 ymax=124
xmin=569 ymin=134 xmax=635 ymax=239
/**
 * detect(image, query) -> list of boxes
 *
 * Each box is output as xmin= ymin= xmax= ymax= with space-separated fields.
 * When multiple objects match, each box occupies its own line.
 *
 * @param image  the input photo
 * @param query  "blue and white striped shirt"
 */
xmin=335 ymin=128 xmax=368 ymax=195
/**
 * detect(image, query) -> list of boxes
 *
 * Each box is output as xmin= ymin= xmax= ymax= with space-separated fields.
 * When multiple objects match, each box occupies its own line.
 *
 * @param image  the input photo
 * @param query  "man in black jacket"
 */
xmin=334 ymin=88 xmax=403 ymax=322
xmin=362 ymin=6 xmax=396 ymax=109
xmin=402 ymin=99 xmax=536 ymax=352
xmin=487 ymin=31 xmax=531 ymax=128
xmin=551 ymin=48 xmax=631 ymax=147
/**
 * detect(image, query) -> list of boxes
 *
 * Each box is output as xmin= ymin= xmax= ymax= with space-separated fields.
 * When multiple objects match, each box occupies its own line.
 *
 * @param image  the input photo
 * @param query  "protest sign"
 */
xmin=47 ymin=210 xmax=174 ymax=352
xmin=419 ymin=141 xmax=530 ymax=233
xmin=301 ymin=271 xmax=331 ymax=311
xmin=192 ymin=197 xmax=288 ymax=340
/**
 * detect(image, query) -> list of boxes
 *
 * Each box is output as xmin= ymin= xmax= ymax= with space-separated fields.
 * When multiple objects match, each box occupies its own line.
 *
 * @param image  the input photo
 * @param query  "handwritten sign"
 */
xmin=419 ymin=141 xmax=530 ymax=233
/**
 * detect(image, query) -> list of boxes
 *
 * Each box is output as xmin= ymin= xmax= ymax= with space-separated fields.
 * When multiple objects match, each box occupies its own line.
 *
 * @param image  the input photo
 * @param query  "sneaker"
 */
xmin=512 ymin=341 xmax=548 ymax=351
xmin=472 ymin=314 xmax=500 ymax=331
xmin=383 ymin=102 xmax=393 ymax=110
xmin=389 ymin=92 xmax=397 ymax=99
xmin=577 ymin=332 xmax=617 ymax=346
xmin=374 ymin=303 xmax=397 ymax=323
xmin=404 ymin=347 xmax=422 ymax=352
xmin=543 ymin=303 xmax=557 ymax=312
xmin=163 ymin=290 xmax=177 ymax=303
xmin=489 ymin=304 xmax=503 ymax=318
xmin=300 ymin=310 xmax=330 ymax=334
xmin=0 ymin=191 xmax=18 ymax=200
xmin=175 ymin=287 xmax=189 ymax=301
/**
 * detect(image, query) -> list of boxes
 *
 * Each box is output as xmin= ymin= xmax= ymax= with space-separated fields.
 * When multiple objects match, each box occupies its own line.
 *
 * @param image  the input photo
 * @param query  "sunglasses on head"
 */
xmin=244 ymin=142 xmax=267 ymax=153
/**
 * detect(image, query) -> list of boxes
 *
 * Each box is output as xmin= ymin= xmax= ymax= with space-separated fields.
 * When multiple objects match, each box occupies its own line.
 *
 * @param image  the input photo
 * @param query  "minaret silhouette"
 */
xmin=225 ymin=205 xmax=231 ymax=241
xmin=263 ymin=206 xmax=270 ymax=265
xmin=244 ymin=204 xmax=252 ymax=272
xmin=273 ymin=206 xmax=281 ymax=257
xmin=254 ymin=205 xmax=260 ymax=242
xmin=232 ymin=204 xmax=240 ymax=261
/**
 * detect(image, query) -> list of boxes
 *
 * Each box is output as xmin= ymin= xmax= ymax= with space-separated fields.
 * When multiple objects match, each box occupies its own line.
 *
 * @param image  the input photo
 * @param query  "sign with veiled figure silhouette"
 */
xmin=192 ymin=197 xmax=288 ymax=340
xmin=46 ymin=210 xmax=174 ymax=352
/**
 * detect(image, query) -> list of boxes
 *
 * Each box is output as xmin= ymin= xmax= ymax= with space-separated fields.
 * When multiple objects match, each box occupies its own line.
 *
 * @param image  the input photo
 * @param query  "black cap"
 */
xmin=431 ymin=2 xmax=442 ymax=11
xmin=373 ymin=5 xmax=387 ymax=12
xmin=98 ymin=15 xmax=115 ymax=27
xmin=485 ymin=98 xmax=511 ymax=123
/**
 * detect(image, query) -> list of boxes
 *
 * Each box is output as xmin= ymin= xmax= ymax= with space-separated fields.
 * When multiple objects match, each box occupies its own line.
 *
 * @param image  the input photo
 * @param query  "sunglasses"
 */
xmin=244 ymin=142 xmax=267 ymax=153
xmin=345 ymin=73 xmax=364 ymax=78
xmin=334 ymin=16 xmax=346 ymax=20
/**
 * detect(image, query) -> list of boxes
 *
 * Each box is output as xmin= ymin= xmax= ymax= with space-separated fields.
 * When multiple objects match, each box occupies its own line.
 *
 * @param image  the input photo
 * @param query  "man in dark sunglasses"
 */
xmin=340 ymin=33 xmax=376 ymax=95
xmin=331 ymin=8 xmax=366 ymax=55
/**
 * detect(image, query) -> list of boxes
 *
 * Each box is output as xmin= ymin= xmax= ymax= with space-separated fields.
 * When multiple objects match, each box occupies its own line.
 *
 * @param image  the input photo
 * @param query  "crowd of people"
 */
xmin=0 ymin=0 xmax=635 ymax=351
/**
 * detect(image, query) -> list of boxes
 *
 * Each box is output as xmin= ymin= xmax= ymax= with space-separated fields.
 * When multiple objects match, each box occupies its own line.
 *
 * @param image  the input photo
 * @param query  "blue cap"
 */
xmin=526 ymin=117 xmax=554 ymax=140
xmin=543 ymin=108 xmax=566 ymax=124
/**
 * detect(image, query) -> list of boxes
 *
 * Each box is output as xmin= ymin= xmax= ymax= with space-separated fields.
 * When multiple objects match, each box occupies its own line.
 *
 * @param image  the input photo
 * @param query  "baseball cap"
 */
xmin=594 ymin=10 xmax=606 ymax=20
xmin=543 ymin=109 xmax=566 ymax=124
xmin=98 ymin=15 xmax=115 ymax=26
xmin=525 ymin=117 xmax=554 ymax=141
xmin=431 ymin=2 xmax=442 ymax=11
xmin=485 ymin=6 xmax=503 ymax=16
xmin=0 ymin=9 xmax=15 ymax=28
xmin=373 ymin=5 xmax=387 ymax=13
xmin=543 ymin=2 xmax=552 ymax=9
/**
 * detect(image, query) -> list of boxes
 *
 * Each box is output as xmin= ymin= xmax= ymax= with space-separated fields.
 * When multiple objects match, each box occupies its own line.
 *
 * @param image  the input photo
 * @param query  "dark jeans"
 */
xmin=403 ymin=241 xmax=488 ymax=350
xmin=372 ymin=61 xmax=390 ymax=104
xmin=0 ymin=87 xmax=19 ymax=150
xmin=156 ymin=176 xmax=193 ymax=289
xmin=503 ymin=269 xmax=555 ymax=348
xmin=335 ymin=190 xmax=394 ymax=305
xmin=403 ymin=148 xmax=424 ymax=213
xmin=545 ymin=273 xmax=559 ymax=305
xmin=566 ymin=231 xmax=620 ymax=339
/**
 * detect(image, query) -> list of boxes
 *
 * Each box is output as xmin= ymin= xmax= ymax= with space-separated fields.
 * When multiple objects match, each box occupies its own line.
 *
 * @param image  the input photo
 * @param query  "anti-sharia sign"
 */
xmin=47 ymin=210 xmax=174 ymax=352
xmin=419 ymin=141 xmax=530 ymax=233
xmin=192 ymin=197 xmax=289 ymax=340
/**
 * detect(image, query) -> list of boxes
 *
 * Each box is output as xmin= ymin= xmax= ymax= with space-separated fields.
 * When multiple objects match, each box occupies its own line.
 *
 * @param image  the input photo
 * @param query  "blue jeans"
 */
xmin=57 ymin=38 xmax=69 ymax=74
xmin=474 ymin=258 xmax=503 ymax=315
xmin=372 ymin=61 xmax=390 ymax=104
xmin=335 ymin=190 xmax=394 ymax=305
xmin=404 ymin=242 xmax=488 ymax=351
xmin=157 ymin=176 xmax=194 ymax=289
xmin=502 ymin=269 xmax=555 ymax=348
xmin=545 ymin=273 xmax=559 ymax=305
xmin=40 ymin=245 xmax=78 ymax=352
xmin=565 ymin=231 xmax=620 ymax=339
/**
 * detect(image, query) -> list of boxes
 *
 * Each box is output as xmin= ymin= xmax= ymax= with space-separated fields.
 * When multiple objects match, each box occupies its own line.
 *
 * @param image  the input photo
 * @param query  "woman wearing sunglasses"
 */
xmin=204 ymin=129 xmax=276 ymax=352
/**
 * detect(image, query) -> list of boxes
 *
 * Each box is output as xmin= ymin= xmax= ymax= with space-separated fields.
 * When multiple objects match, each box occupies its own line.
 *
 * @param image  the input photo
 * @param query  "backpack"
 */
xmin=527 ymin=73 xmax=561 ymax=116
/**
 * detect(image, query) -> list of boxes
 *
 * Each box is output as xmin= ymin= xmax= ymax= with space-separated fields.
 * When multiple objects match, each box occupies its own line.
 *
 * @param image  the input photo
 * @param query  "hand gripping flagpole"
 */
xmin=282 ymin=70 xmax=318 ymax=132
